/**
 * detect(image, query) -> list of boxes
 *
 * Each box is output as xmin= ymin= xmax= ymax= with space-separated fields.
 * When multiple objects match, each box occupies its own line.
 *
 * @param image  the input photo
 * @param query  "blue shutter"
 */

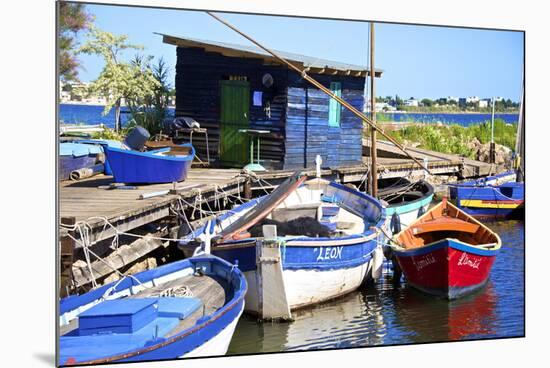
xmin=328 ymin=82 xmax=342 ymax=127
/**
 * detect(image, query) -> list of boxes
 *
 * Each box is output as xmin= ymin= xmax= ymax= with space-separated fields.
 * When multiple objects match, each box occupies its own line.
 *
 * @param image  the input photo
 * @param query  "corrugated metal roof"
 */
xmin=158 ymin=33 xmax=383 ymax=77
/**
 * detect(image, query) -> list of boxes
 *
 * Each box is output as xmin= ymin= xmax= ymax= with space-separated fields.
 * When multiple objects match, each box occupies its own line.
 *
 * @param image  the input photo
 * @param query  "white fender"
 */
xmin=371 ymin=245 xmax=384 ymax=280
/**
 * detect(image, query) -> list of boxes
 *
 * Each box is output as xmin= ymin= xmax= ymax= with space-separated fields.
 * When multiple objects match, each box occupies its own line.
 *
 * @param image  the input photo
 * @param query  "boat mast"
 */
xmin=369 ymin=22 xmax=378 ymax=197
xmin=515 ymin=75 xmax=525 ymax=181
xmin=490 ymin=97 xmax=495 ymax=164
xmin=206 ymin=12 xmax=432 ymax=175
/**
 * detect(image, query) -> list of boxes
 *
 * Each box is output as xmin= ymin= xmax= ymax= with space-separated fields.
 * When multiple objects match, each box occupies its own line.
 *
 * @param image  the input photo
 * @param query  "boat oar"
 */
xmin=206 ymin=11 xmax=432 ymax=175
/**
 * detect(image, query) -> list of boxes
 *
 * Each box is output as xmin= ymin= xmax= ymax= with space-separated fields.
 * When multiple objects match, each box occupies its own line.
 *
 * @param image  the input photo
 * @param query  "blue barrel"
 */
xmin=124 ymin=126 xmax=150 ymax=151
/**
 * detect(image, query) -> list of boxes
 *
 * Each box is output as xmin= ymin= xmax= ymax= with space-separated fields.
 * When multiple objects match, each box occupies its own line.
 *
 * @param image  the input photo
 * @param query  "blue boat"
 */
xmin=449 ymin=171 xmax=524 ymax=219
xmin=378 ymin=178 xmax=434 ymax=235
xmin=104 ymin=143 xmax=195 ymax=184
xmin=59 ymin=139 xmax=126 ymax=180
xmin=59 ymin=142 xmax=100 ymax=180
xmin=179 ymin=174 xmax=386 ymax=320
xmin=58 ymin=254 xmax=246 ymax=365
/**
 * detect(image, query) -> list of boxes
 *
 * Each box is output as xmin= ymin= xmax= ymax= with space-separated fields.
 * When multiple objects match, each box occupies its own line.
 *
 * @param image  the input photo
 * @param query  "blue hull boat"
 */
xmin=179 ymin=174 xmax=387 ymax=319
xmin=104 ymin=144 xmax=195 ymax=184
xmin=59 ymin=140 xmax=126 ymax=180
xmin=59 ymin=255 xmax=246 ymax=365
xmin=449 ymin=172 xmax=524 ymax=219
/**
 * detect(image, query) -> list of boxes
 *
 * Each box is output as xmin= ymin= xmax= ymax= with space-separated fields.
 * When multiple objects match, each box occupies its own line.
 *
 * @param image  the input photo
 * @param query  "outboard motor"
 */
xmin=124 ymin=126 xmax=150 ymax=151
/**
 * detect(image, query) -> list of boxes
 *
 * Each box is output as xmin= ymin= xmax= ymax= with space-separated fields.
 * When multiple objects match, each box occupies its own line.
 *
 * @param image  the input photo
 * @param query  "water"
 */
xmin=59 ymin=104 xmax=517 ymax=128
xmin=58 ymin=104 xmax=175 ymax=128
xmin=227 ymin=220 xmax=524 ymax=354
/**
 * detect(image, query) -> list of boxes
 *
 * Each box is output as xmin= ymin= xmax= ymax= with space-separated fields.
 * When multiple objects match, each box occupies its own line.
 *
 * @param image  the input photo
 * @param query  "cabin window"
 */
xmin=328 ymin=82 xmax=342 ymax=127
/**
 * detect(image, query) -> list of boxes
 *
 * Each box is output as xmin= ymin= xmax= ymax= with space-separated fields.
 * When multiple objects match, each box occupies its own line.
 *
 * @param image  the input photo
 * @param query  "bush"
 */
xmin=384 ymin=119 xmax=517 ymax=158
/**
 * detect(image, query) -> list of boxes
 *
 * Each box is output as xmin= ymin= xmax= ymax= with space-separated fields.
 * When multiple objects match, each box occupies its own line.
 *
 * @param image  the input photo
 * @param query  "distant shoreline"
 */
xmin=386 ymin=110 xmax=519 ymax=115
xmin=60 ymin=101 xmax=176 ymax=108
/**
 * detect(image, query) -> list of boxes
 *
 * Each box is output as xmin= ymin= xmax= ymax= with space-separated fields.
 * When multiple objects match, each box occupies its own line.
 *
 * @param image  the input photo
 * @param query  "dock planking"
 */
xmin=59 ymin=168 xmax=245 ymax=245
xmin=59 ymin=146 xmax=489 ymax=247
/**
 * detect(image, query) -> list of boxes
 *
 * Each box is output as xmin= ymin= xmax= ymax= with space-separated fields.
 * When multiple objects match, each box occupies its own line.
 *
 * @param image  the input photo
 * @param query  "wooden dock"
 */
xmin=59 ymin=147 xmax=493 ymax=290
xmin=59 ymin=168 xmax=245 ymax=245
xmin=363 ymin=139 xmax=494 ymax=177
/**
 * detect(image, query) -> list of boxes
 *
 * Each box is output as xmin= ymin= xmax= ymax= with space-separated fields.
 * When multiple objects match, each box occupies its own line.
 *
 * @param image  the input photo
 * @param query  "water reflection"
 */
xmin=227 ymin=220 xmax=524 ymax=354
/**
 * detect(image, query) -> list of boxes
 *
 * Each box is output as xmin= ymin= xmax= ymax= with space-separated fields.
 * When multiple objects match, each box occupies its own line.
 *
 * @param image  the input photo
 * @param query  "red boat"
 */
xmin=391 ymin=198 xmax=501 ymax=299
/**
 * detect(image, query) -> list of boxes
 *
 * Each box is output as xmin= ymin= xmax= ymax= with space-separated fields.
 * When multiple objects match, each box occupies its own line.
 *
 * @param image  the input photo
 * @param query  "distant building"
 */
xmin=466 ymin=96 xmax=480 ymax=104
xmin=458 ymin=97 xmax=467 ymax=107
xmin=404 ymin=98 xmax=419 ymax=107
xmin=447 ymin=96 xmax=459 ymax=103
xmin=366 ymin=101 xmax=396 ymax=112
xmin=478 ymin=100 xmax=488 ymax=108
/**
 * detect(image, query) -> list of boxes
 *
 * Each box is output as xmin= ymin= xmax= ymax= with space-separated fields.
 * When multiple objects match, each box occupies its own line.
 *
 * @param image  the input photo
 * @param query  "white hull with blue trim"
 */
xmin=179 ymin=176 xmax=386 ymax=319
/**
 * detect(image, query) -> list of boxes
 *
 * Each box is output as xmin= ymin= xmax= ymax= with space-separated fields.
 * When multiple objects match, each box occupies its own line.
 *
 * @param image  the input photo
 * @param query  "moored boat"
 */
xmin=390 ymin=198 xmax=501 ymax=299
xmin=377 ymin=177 xmax=434 ymax=234
xmin=104 ymin=143 xmax=195 ymax=184
xmin=58 ymin=254 xmax=246 ymax=365
xmin=178 ymin=173 xmax=387 ymax=320
xmin=449 ymin=176 xmax=524 ymax=220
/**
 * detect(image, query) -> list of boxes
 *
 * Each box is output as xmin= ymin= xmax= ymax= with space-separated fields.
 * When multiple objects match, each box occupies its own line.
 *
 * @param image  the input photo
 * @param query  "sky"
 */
xmin=72 ymin=3 xmax=524 ymax=101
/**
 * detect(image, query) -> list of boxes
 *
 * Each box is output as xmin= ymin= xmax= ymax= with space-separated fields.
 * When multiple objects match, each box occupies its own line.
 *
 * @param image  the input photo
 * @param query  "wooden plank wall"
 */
xmin=284 ymin=74 xmax=365 ymax=169
xmin=175 ymin=47 xmax=289 ymax=168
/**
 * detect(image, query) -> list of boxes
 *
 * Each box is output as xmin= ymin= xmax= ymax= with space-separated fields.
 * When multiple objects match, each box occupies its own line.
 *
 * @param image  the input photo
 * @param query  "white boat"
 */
xmin=179 ymin=173 xmax=387 ymax=320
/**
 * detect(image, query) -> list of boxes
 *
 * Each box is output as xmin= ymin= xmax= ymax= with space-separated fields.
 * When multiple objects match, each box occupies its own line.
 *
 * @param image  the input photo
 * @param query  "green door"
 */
xmin=220 ymin=80 xmax=250 ymax=166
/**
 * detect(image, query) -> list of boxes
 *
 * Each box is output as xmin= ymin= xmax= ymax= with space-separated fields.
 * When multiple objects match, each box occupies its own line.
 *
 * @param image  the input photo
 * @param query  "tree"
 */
xmin=125 ymin=56 xmax=172 ymax=135
xmin=59 ymin=2 xmax=92 ymax=82
xmin=421 ymin=98 xmax=434 ymax=107
xmin=80 ymin=27 xmax=160 ymax=132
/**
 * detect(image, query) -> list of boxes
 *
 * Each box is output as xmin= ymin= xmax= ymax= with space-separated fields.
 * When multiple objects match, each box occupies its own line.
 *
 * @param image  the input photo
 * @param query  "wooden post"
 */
xmin=256 ymin=238 xmax=292 ymax=321
xmin=369 ymin=22 xmax=378 ymax=197
xmin=60 ymin=216 xmax=76 ymax=297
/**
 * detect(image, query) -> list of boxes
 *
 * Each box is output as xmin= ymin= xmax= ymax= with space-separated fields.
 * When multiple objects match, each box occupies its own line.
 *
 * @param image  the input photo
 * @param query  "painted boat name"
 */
xmin=316 ymin=246 xmax=343 ymax=262
xmin=457 ymin=253 xmax=481 ymax=269
xmin=413 ymin=254 xmax=436 ymax=271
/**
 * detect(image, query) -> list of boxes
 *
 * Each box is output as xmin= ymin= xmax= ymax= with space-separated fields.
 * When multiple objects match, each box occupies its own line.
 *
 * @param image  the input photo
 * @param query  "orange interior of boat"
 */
xmin=395 ymin=199 xmax=499 ymax=249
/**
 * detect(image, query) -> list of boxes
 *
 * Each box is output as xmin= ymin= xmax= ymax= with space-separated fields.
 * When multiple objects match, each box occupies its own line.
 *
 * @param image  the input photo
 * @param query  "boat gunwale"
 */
xmin=105 ymin=143 xmax=195 ymax=162
xmin=384 ymin=179 xmax=435 ymax=211
xmin=59 ymin=255 xmax=247 ymax=366
xmin=392 ymin=199 xmax=502 ymax=253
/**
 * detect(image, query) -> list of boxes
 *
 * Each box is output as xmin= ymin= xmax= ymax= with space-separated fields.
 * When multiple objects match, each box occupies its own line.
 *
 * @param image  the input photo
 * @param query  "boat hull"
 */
xmin=59 ymin=155 xmax=97 ymax=180
xmin=393 ymin=238 xmax=498 ymax=299
xmin=449 ymin=182 xmax=524 ymax=220
xmin=213 ymin=236 xmax=379 ymax=313
xmin=59 ymin=255 xmax=246 ymax=365
xmin=386 ymin=194 xmax=433 ymax=235
xmin=104 ymin=144 xmax=194 ymax=184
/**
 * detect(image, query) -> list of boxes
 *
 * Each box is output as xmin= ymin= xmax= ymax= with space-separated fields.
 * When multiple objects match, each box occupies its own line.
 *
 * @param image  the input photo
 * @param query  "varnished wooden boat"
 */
xmin=390 ymin=198 xmax=501 ymax=299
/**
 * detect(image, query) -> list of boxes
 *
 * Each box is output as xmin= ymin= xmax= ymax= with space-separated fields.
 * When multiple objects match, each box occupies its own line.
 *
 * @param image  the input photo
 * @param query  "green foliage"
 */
xmin=91 ymin=128 xmax=124 ymax=141
xmin=79 ymin=27 xmax=161 ymax=130
xmin=421 ymin=98 xmax=433 ymax=107
xmin=124 ymin=56 xmax=172 ymax=135
xmin=59 ymin=3 xmax=92 ymax=82
xmin=386 ymin=119 xmax=517 ymax=158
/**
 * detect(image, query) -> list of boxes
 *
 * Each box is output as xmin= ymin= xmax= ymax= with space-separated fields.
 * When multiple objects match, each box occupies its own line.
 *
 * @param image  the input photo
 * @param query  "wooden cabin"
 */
xmin=161 ymin=34 xmax=383 ymax=170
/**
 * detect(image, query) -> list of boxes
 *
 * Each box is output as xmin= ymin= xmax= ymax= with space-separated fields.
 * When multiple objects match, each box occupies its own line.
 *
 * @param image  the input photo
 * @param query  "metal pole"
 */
xmin=206 ymin=11 xmax=432 ymax=175
xmin=490 ymin=97 xmax=495 ymax=164
xmin=370 ymin=22 xmax=378 ymax=197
